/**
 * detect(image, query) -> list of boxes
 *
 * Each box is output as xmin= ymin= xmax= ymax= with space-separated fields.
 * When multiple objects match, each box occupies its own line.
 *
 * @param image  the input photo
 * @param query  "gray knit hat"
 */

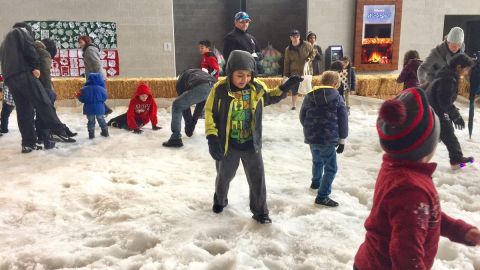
xmin=447 ymin=27 xmax=464 ymax=44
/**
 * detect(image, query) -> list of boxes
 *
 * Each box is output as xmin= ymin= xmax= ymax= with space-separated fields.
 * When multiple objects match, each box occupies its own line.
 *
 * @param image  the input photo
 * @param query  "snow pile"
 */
xmin=0 ymin=96 xmax=478 ymax=270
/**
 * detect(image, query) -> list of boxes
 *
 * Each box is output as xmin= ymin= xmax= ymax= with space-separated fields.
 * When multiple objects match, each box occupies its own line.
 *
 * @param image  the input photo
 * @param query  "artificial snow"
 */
xmin=0 ymin=96 xmax=479 ymax=270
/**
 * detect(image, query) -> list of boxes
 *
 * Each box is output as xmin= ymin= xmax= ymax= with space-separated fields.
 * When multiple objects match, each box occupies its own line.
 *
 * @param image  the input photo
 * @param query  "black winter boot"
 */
xmin=100 ymin=128 xmax=109 ymax=137
xmin=252 ymin=214 xmax=272 ymax=224
xmin=162 ymin=138 xmax=184 ymax=148
xmin=89 ymin=130 xmax=95 ymax=139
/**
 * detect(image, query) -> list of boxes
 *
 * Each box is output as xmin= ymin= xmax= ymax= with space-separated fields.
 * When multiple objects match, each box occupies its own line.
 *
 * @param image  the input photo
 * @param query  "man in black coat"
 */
xmin=426 ymin=53 xmax=474 ymax=169
xmin=0 ymin=22 xmax=69 ymax=153
xmin=223 ymin=12 xmax=263 ymax=73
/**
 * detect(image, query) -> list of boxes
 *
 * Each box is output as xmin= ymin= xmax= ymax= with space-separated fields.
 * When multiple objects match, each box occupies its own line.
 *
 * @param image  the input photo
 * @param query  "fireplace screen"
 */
xmin=361 ymin=5 xmax=395 ymax=65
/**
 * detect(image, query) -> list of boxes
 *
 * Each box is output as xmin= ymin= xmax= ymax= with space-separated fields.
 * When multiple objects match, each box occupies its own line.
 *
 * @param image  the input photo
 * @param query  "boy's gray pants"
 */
xmin=213 ymin=148 xmax=269 ymax=216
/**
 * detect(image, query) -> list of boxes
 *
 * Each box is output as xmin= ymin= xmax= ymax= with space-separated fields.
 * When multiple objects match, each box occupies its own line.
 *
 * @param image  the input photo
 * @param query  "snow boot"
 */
xmin=162 ymin=138 xmax=184 ymax=148
xmin=89 ymin=130 xmax=95 ymax=139
xmin=252 ymin=214 xmax=272 ymax=224
xmin=315 ymin=196 xmax=339 ymax=207
xmin=185 ymin=121 xmax=197 ymax=137
xmin=212 ymin=204 xmax=225 ymax=214
xmin=451 ymin=157 xmax=475 ymax=170
xmin=100 ymin=128 xmax=109 ymax=137
xmin=21 ymin=144 xmax=43 ymax=154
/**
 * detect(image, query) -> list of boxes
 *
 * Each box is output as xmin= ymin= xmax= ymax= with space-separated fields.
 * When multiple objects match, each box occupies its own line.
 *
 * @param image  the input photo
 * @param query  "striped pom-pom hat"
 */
xmin=377 ymin=87 xmax=440 ymax=160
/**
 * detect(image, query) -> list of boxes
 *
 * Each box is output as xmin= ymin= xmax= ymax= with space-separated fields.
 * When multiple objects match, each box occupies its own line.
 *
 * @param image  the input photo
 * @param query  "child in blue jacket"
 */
xmin=78 ymin=73 xmax=109 ymax=139
xmin=300 ymin=71 xmax=348 ymax=207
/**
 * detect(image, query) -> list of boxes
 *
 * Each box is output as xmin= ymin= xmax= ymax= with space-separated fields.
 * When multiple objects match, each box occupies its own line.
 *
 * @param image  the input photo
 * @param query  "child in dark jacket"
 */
xmin=426 ymin=53 xmax=474 ymax=169
xmin=205 ymin=50 xmax=302 ymax=224
xmin=78 ymin=73 xmax=108 ymax=139
xmin=107 ymin=82 xmax=161 ymax=134
xmin=397 ymin=50 xmax=423 ymax=89
xmin=354 ymin=87 xmax=480 ymax=270
xmin=300 ymin=71 xmax=348 ymax=207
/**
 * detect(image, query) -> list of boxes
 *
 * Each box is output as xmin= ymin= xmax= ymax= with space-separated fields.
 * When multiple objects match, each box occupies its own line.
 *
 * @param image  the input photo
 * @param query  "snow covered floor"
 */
xmin=0 ymin=96 xmax=479 ymax=270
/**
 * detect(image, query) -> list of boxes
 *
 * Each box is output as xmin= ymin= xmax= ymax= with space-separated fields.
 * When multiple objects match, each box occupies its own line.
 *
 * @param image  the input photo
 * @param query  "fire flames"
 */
xmin=368 ymin=51 xmax=382 ymax=63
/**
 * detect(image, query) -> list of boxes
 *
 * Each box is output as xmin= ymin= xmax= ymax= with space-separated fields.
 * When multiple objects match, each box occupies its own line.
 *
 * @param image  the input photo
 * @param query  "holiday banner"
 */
xmin=52 ymin=49 xmax=119 ymax=77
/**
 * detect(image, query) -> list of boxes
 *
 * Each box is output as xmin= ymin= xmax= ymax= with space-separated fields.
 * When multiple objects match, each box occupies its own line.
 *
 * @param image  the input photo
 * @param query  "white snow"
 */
xmin=0 ymin=96 xmax=479 ymax=270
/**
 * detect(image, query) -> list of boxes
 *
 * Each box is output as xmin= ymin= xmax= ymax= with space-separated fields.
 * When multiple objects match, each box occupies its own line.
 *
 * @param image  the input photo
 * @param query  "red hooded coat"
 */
xmin=127 ymin=83 xmax=158 ymax=130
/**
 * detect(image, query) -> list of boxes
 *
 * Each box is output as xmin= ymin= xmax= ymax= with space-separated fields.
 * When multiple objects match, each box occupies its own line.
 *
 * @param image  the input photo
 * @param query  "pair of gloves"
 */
xmin=132 ymin=125 xmax=161 ymax=134
xmin=206 ymin=76 xmax=305 ymax=161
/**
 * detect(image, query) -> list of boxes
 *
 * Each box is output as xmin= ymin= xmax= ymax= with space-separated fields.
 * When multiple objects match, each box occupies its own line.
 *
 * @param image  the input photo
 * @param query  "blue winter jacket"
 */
xmin=78 ymin=73 xmax=107 ymax=115
xmin=300 ymin=86 xmax=348 ymax=145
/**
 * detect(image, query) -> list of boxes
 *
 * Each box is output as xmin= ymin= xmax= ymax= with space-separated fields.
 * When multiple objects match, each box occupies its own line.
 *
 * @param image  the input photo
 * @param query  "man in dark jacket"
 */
xmin=300 ymin=71 xmax=348 ymax=207
xmin=223 ymin=12 xmax=263 ymax=73
xmin=418 ymin=27 xmax=465 ymax=87
xmin=0 ymin=22 xmax=69 ymax=153
xmin=426 ymin=53 xmax=474 ymax=169
xmin=162 ymin=69 xmax=217 ymax=147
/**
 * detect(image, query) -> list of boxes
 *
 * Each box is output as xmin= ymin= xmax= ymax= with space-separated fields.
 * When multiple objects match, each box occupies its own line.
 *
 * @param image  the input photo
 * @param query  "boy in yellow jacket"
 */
xmin=205 ymin=50 xmax=302 ymax=224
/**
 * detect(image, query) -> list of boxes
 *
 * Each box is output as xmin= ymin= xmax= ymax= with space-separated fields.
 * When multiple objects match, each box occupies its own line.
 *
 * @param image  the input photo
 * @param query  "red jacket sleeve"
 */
xmin=207 ymin=56 xmax=220 ymax=78
xmin=440 ymin=212 xmax=475 ymax=245
xmin=150 ymin=98 xmax=158 ymax=127
xmin=127 ymin=99 xmax=139 ymax=130
xmin=386 ymin=187 xmax=431 ymax=270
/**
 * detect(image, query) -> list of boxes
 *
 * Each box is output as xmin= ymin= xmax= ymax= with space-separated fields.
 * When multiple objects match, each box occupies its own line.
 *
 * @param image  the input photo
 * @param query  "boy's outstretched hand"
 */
xmin=207 ymin=135 xmax=223 ymax=161
xmin=279 ymin=76 xmax=304 ymax=92
xmin=152 ymin=125 xmax=162 ymax=130
xmin=465 ymin=228 xmax=480 ymax=245
xmin=133 ymin=128 xmax=143 ymax=134
xmin=336 ymin=144 xmax=345 ymax=154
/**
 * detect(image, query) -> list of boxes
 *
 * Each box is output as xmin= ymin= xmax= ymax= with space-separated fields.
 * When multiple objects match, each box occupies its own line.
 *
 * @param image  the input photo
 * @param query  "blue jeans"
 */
xmin=87 ymin=115 xmax=107 ymax=131
xmin=170 ymin=82 xmax=212 ymax=139
xmin=310 ymin=144 xmax=338 ymax=199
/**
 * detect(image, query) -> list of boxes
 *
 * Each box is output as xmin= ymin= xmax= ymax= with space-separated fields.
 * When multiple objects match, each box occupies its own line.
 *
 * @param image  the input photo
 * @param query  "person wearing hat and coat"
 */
xmin=283 ymin=29 xmax=316 ymax=110
xmin=223 ymin=11 xmax=264 ymax=74
xmin=418 ymin=27 xmax=465 ymax=87
xmin=306 ymin=31 xmax=323 ymax=75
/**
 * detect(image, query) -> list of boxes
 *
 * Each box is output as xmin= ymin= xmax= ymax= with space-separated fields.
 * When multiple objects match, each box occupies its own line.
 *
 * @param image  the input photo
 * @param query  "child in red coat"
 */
xmin=199 ymin=40 xmax=220 ymax=79
xmin=107 ymin=82 xmax=161 ymax=134
xmin=354 ymin=88 xmax=480 ymax=270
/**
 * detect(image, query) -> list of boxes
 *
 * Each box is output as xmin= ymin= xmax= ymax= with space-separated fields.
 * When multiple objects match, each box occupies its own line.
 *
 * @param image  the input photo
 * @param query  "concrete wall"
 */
xmin=0 ymin=0 xmax=176 ymax=77
xmin=308 ymin=0 xmax=480 ymax=73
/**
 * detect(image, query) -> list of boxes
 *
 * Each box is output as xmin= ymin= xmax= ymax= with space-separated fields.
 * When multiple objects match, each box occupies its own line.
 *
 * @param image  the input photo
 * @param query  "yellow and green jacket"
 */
xmin=205 ymin=78 xmax=287 ymax=155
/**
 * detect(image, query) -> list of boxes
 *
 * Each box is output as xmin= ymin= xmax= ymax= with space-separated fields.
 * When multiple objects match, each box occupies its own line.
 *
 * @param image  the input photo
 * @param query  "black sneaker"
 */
xmin=252 ymin=214 xmax=272 ymax=224
xmin=310 ymin=182 xmax=320 ymax=190
xmin=65 ymin=127 xmax=78 ymax=137
xmin=315 ymin=197 xmax=339 ymax=207
xmin=451 ymin=157 xmax=475 ymax=170
xmin=212 ymin=204 xmax=225 ymax=214
xmin=21 ymin=144 xmax=43 ymax=153
xmin=89 ymin=130 xmax=95 ymax=139
xmin=52 ymin=131 xmax=76 ymax=143
xmin=185 ymin=121 xmax=196 ymax=137
xmin=100 ymin=128 xmax=109 ymax=137
xmin=162 ymin=138 xmax=184 ymax=148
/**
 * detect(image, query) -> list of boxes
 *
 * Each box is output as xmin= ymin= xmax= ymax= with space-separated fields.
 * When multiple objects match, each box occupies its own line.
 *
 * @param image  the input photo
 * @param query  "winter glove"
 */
xmin=279 ymin=76 xmax=304 ymax=92
xmin=152 ymin=125 xmax=162 ymax=130
xmin=207 ymin=135 xmax=223 ymax=161
xmin=336 ymin=144 xmax=345 ymax=154
xmin=453 ymin=117 xmax=465 ymax=130
xmin=133 ymin=128 xmax=143 ymax=134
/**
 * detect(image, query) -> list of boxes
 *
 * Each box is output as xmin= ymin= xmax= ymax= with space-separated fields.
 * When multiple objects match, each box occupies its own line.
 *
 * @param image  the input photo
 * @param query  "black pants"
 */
xmin=439 ymin=116 xmax=463 ymax=163
xmin=1 ymin=101 xmax=15 ymax=133
xmin=182 ymin=100 xmax=206 ymax=126
xmin=108 ymin=113 xmax=143 ymax=130
xmin=5 ymin=73 xmax=64 ymax=146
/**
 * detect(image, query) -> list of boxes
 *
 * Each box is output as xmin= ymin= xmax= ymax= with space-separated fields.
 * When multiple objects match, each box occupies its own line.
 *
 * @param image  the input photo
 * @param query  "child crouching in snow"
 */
xmin=205 ymin=50 xmax=303 ymax=224
xmin=107 ymin=82 xmax=161 ymax=134
xmin=300 ymin=71 xmax=348 ymax=207
xmin=78 ymin=73 xmax=109 ymax=139
xmin=354 ymin=88 xmax=480 ymax=270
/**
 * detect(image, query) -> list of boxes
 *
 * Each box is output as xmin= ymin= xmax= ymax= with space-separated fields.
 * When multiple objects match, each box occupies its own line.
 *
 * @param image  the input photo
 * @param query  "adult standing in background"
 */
xmin=417 ymin=27 xmax=465 ymax=88
xmin=283 ymin=29 xmax=315 ymax=110
xmin=223 ymin=11 xmax=263 ymax=73
xmin=0 ymin=22 xmax=68 ymax=153
xmin=307 ymin=31 xmax=323 ymax=75
xmin=78 ymin=35 xmax=112 ymax=115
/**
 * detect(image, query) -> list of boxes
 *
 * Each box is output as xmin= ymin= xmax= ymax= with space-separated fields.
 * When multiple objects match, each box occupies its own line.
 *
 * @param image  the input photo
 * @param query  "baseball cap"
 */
xmin=234 ymin=12 xmax=251 ymax=22
xmin=290 ymin=29 xmax=300 ymax=36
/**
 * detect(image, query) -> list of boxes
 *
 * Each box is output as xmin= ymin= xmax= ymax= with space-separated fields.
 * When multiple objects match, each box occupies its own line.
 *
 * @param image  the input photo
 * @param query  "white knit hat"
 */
xmin=447 ymin=27 xmax=464 ymax=44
